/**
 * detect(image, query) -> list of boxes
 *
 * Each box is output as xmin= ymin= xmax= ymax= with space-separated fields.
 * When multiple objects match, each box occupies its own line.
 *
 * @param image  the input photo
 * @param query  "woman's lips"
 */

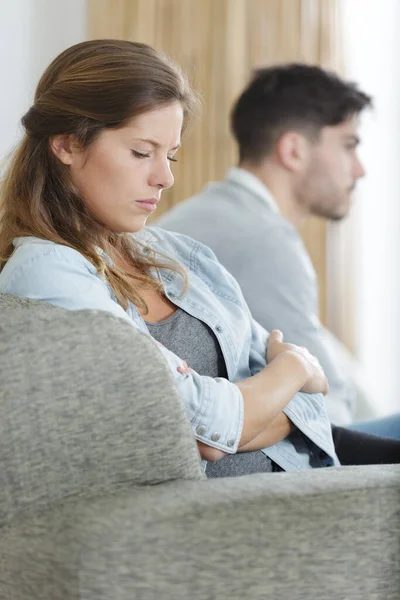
xmin=135 ymin=198 xmax=158 ymax=212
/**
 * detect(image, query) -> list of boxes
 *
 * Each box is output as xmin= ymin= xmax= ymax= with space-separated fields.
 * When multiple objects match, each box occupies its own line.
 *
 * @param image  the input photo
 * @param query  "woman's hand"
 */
xmin=267 ymin=330 xmax=329 ymax=396
xmin=177 ymin=360 xmax=194 ymax=375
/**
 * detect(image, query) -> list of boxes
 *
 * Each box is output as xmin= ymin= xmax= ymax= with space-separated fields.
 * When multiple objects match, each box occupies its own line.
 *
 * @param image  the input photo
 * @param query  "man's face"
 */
xmin=298 ymin=117 xmax=365 ymax=221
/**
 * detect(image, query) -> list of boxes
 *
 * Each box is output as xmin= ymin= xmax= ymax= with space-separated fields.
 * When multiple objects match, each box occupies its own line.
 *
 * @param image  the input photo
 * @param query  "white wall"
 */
xmin=341 ymin=0 xmax=400 ymax=415
xmin=0 ymin=0 xmax=86 ymax=164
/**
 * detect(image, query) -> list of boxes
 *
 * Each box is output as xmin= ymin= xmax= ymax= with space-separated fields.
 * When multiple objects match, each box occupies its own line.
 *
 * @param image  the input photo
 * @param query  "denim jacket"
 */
xmin=0 ymin=227 xmax=340 ymax=470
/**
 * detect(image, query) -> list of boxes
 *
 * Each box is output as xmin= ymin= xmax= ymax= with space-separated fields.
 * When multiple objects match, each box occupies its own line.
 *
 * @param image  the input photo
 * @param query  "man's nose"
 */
xmin=354 ymin=155 xmax=366 ymax=179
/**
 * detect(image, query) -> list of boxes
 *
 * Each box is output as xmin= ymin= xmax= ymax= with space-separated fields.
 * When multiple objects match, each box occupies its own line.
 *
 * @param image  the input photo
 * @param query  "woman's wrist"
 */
xmin=265 ymin=350 xmax=310 ymax=389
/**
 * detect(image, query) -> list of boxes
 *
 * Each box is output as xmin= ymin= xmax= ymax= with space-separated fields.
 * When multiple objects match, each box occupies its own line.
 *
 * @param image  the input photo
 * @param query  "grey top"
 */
xmin=146 ymin=307 xmax=228 ymax=378
xmin=156 ymin=167 xmax=358 ymax=426
xmin=146 ymin=307 xmax=274 ymax=476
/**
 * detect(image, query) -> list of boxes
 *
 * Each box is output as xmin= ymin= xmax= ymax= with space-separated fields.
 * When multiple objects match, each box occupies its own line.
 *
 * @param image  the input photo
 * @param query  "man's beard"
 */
xmin=301 ymin=172 xmax=355 ymax=221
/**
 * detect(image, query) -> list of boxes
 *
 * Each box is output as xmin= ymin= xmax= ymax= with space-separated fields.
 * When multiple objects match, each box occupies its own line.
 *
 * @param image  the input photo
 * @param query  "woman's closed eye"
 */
xmin=131 ymin=150 xmax=178 ymax=162
xmin=131 ymin=150 xmax=150 ymax=159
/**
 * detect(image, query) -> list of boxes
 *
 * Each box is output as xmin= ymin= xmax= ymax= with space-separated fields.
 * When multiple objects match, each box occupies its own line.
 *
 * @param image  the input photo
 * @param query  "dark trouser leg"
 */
xmin=332 ymin=425 xmax=400 ymax=465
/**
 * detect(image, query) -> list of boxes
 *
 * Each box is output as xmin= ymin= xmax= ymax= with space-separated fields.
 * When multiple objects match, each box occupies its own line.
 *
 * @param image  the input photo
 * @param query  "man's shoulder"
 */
xmin=157 ymin=180 xmax=232 ymax=224
xmin=157 ymin=181 xmax=294 ymax=241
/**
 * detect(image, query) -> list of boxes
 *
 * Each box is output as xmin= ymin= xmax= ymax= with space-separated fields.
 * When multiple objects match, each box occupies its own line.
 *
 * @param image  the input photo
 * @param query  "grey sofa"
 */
xmin=0 ymin=293 xmax=399 ymax=600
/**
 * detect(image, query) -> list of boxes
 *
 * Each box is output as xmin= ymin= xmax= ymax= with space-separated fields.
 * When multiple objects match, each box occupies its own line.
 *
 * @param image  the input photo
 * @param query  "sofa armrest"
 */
xmin=0 ymin=300 xmax=204 ymax=525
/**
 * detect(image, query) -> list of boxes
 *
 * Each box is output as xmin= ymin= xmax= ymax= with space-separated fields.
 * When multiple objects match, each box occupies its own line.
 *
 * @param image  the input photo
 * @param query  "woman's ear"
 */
xmin=49 ymin=134 xmax=78 ymax=165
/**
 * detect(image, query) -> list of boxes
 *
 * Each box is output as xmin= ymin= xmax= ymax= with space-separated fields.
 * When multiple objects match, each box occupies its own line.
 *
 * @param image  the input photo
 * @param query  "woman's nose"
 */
xmin=150 ymin=159 xmax=174 ymax=190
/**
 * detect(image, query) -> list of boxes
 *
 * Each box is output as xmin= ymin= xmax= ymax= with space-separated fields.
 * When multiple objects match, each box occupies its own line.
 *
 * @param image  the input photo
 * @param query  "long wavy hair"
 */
xmin=0 ymin=39 xmax=199 ymax=312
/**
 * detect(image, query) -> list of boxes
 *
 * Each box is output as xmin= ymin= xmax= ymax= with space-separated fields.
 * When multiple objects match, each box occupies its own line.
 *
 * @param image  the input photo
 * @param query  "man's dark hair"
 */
xmin=231 ymin=63 xmax=372 ymax=164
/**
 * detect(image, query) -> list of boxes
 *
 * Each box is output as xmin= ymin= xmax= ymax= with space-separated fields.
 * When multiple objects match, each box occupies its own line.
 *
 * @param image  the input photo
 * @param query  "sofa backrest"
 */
xmin=0 ymin=294 xmax=203 ymax=525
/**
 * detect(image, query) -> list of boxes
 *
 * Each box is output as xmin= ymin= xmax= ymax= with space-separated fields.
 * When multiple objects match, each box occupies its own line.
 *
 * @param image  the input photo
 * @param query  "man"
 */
xmin=156 ymin=63 xmax=399 ymax=436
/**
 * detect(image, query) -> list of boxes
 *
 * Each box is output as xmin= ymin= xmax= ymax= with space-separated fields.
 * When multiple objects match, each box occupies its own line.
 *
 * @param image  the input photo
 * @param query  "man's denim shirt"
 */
xmin=0 ymin=227 xmax=340 ymax=471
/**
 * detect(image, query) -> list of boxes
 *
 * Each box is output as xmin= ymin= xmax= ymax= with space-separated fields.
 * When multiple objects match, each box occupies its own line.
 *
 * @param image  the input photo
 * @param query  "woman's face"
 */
xmin=62 ymin=101 xmax=183 ymax=232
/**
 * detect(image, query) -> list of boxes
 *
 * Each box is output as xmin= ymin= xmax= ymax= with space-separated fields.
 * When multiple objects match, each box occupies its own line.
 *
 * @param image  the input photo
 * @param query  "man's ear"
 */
xmin=275 ymin=131 xmax=311 ymax=173
xmin=49 ymin=134 xmax=79 ymax=165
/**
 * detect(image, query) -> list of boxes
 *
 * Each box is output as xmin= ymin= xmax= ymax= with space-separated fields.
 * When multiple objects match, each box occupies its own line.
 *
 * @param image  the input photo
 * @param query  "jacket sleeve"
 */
xmin=2 ymin=246 xmax=244 ymax=453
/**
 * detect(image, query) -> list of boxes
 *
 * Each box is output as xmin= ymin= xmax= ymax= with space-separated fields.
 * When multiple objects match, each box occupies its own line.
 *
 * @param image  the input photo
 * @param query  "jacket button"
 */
xmin=227 ymin=437 xmax=235 ymax=447
xmin=215 ymin=325 xmax=223 ymax=333
xmin=211 ymin=432 xmax=220 ymax=442
xmin=196 ymin=425 xmax=207 ymax=436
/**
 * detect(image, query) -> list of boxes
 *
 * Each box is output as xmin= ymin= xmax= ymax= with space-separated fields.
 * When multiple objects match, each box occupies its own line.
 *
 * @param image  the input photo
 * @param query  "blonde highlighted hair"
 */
xmin=0 ymin=39 xmax=199 ymax=312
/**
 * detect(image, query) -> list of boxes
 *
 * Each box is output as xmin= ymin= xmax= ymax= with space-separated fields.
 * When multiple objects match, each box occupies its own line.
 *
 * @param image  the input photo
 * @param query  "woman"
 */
xmin=0 ymin=39 xmax=399 ymax=475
